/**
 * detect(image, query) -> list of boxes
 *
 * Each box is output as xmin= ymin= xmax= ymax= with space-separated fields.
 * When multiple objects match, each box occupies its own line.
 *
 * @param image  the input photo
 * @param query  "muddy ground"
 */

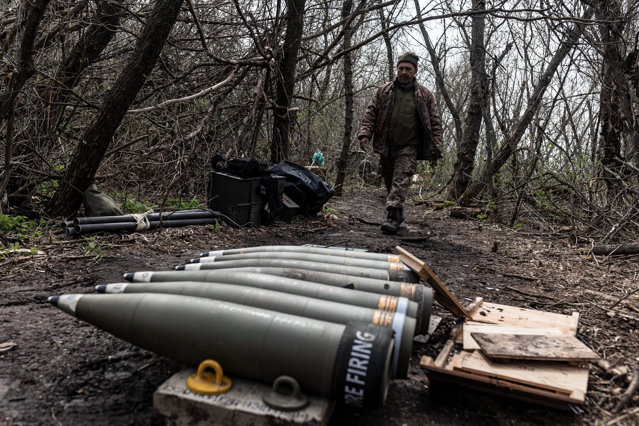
xmin=1 ymin=188 xmax=638 ymax=425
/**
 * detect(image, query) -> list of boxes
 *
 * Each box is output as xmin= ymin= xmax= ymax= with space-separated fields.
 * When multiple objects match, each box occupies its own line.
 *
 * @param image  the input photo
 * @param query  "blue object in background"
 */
xmin=312 ymin=151 xmax=325 ymax=166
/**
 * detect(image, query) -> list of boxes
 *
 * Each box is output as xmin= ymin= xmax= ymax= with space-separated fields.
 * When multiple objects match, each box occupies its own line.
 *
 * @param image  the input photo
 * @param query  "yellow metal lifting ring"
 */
xmin=187 ymin=359 xmax=232 ymax=395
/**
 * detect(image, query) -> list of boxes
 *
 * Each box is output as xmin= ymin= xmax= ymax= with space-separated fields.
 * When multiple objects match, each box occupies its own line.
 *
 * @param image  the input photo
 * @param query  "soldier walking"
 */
xmin=358 ymin=52 xmax=442 ymax=234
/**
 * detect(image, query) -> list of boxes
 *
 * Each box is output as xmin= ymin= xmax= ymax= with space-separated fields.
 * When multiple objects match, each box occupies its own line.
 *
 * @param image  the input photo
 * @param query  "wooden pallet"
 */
xmin=421 ymin=351 xmax=586 ymax=410
xmin=420 ymin=298 xmax=594 ymax=410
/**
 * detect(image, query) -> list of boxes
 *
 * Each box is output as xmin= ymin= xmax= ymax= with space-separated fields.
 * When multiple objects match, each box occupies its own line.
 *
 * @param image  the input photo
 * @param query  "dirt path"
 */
xmin=1 ymin=188 xmax=637 ymax=425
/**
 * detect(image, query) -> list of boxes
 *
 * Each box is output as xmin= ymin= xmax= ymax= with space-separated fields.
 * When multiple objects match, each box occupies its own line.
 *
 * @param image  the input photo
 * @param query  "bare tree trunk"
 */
xmin=483 ymin=43 xmax=512 ymax=198
xmin=448 ymin=0 xmax=487 ymax=201
xmin=593 ymin=0 xmax=635 ymax=199
xmin=46 ymin=0 xmax=185 ymax=217
xmin=460 ymin=6 xmax=593 ymax=203
xmin=510 ymin=122 xmax=543 ymax=225
xmin=0 ymin=0 xmax=51 ymax=208
xmin=49 ymin=0 xmax=125 ymax=124
xmin=0 ymin=108 xmax=15 ymax=214
xmin=7 ymin=0 xmax=125 ymax=207
xmin=333 ymin=0 xmax=354 ymax=197
xmin=630 ymin=50 xmax=639 ymax=168
xmin=250 ymin=67 xmax=271 ymax=156
xmin=271 ymin=0 xmax=306 ymax=164
xmin=414 ymin=0 xmax=462 ymax=147
xmin=377 ymin=5 xmax=394 ymax=82
xmin=0 ymin=0 xmax=50 ymax=124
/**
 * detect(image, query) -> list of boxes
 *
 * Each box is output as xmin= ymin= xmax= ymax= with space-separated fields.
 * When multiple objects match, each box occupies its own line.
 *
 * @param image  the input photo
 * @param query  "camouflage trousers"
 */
xmin=379 ymin=146 xmax=417 ymax=209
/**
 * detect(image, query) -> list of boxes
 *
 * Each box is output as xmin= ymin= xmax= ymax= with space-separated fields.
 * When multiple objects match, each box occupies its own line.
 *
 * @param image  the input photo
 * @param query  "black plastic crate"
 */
xmin=208 ymin=171 xmax=262 ymax=207
xmin=271 ymin=174 xmax=286 ymax=198
xmin=279 ymin=193 xmax=300 ymax=222
xmin=216 ymin=202 xmax=262 ymax=226
xmin=208 ymin=172 xmax=264 ymax=226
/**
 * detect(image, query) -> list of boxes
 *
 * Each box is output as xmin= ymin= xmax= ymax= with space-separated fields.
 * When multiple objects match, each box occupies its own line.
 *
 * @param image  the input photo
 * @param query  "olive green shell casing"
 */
xmin=201 ymin=245 xmax=401 ymax=262
xmin=50 ymin=293 xmax=394 ymax=408
xmin=99 ymin=281 xmax=415 ymax=378
xmin=194 ymin=252 xmax=398 ymax=271
xmin=127 ymin=270 xmax=424 ymax=325
xmin=178 ymin=258 xmax=419 ymax=282
xmin=202 ymin=267 xmax=433 ymax=334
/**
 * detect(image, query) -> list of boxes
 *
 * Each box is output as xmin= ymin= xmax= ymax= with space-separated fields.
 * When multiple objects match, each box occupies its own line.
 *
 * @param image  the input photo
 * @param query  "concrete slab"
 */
xmin=152 ymin=369 xmax=335 ymax=426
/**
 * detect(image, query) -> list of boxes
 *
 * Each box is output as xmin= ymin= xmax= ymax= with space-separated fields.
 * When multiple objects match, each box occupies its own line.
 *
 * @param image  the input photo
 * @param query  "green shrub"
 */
xmin=122 ymin=198 xmax=156 ymax=213
xmin=166 ymin=198 xmax=202 ymax=210
xmin=81 ymin=236 xmax=113 ymax=258
xmin=0 ymin=215 xmax=42 ymax=258
xmin=0 ymin=215 xmax=41 ymax=238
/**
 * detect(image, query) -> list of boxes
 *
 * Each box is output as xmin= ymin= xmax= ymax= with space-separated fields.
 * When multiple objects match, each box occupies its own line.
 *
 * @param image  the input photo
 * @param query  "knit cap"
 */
xmin=397 ymin=52 xmax=418 ymax=68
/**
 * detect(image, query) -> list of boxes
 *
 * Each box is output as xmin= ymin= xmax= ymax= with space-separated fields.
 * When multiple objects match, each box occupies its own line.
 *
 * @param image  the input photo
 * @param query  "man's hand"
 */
xmin=359 ymin=137 xmax=369 ymax=151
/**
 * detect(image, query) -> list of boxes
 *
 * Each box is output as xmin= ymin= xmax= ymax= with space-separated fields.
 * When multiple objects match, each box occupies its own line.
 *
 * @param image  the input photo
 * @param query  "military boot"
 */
xmin=381 ymin=206 xmax=404 ymax=234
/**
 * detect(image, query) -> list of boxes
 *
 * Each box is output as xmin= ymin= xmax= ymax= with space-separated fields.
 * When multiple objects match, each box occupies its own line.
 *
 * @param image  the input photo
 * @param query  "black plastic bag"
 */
xmin=210 ymin=154 xmax=267 ymax=178
xmin=267 ymin=160 xmax=334 ymax=216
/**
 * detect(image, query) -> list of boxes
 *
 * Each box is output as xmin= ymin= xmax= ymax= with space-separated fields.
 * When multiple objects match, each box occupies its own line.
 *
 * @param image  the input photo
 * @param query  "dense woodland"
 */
xmin=1 ymin=0 xmax=638 ymax=244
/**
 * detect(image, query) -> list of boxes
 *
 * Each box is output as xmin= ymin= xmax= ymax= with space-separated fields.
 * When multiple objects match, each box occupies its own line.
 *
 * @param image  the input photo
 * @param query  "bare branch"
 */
xmin=127 ymin=66 xmax=239 ymax=114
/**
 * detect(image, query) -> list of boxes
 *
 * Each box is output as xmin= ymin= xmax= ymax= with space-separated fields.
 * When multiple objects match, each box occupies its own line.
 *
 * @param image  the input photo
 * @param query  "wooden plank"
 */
xmin=445 ymin=352 xmax=465 ymax=371
xmin=420 ymin=356 xmax=435 ymax=368
xmin=421 ymin=359 xmax=584 ymax=409
xmin=396 ymin=246 xmax=471 ymax=319
xmin=466 ymin=297 xmax=484 ymax=317
xmin=469 ymin=301 xmax=579 ymax=334
xmin=471 ymin=333 xmax=600 ymax=361
xmin=462 ymin=322 xmax=565 ymax=350
xmin=455 ymin=350 xmax=589 ymax=398
xmin=434 ymin=339 xmax=456 ymax=368
xmin=569 ymin=312 xmax=580 ymax=333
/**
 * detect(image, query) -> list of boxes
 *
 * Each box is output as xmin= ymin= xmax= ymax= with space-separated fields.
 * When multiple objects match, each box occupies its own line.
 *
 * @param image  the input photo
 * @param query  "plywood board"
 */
xmin=396 ymin=246 xmax=471 ymax=319
xmin=471 ymin=333 xmax=599 ymax=361
xmin=455 ymin=350 xmax=588 ymax=398
xmin=462 ymin=322 xmax=565 ymax=350
xmin=470 ymin=301 xmax=579 ymax=334
xmin=420 ymin=355 xmax=585 ymax=409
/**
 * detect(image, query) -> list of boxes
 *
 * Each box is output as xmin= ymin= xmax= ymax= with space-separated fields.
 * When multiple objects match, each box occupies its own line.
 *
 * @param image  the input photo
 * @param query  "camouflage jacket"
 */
xmin=357 ymin=79 xmax=442 ymax=161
